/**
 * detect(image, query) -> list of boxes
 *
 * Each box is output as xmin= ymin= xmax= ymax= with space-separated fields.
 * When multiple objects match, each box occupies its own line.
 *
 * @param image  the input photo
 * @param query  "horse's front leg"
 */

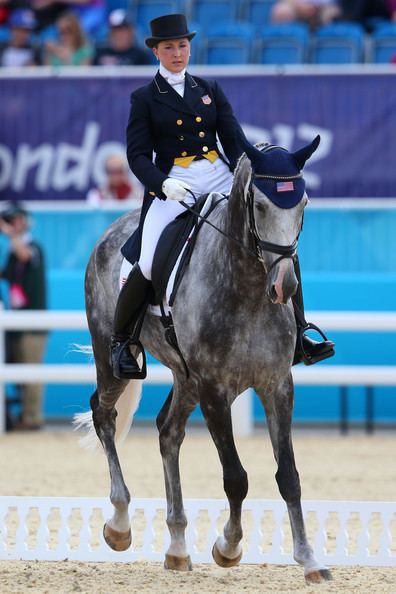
xmin=91 ymin=375 xmax=132 ymax=552
xmin=200 ymin=381 xmax=248 ymax=567
xmin=157 ymin=380 xmax=197 ymax=571
xmin=256 ymin=374 xmax=332 ymax=583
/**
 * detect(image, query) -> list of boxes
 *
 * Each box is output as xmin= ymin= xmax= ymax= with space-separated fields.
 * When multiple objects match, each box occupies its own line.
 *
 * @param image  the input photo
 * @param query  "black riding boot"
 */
xmin=111 ymin=263 xmax=151 ymax=380
xmin=292 ymin=257 xmax=335 ymax=365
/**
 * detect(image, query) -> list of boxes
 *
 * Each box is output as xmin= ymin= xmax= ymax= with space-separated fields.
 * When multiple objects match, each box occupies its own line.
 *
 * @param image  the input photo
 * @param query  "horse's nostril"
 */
xmin=270 ymin=285 xmax=277 ymax=302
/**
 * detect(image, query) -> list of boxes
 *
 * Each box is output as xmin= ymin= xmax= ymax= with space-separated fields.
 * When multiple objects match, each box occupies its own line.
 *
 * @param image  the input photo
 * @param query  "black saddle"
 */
xmin=151 ymin=194 xmax=211 ymax=306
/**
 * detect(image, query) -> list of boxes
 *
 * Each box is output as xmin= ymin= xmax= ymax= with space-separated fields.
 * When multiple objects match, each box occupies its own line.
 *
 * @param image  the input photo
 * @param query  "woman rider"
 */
xmin=110 ymin=13 xmax=334 ymax=379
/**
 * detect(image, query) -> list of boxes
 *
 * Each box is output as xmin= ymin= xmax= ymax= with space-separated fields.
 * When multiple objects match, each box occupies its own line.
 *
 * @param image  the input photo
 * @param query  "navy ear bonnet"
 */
xmin=243 ymin=135 xmax=320 ymax=209
xmin=252 ymin=146 xmax=305 ymax=209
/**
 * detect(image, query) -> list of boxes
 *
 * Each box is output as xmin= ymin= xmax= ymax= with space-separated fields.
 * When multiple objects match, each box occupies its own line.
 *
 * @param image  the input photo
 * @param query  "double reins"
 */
xmin=181 ymin=191 xmax=259 ymax=261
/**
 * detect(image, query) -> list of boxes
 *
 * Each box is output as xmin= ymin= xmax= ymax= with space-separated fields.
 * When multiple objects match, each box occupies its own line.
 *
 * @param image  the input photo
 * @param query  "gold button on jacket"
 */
xmin=177 ymin=119 xmax=183 ymax=125
xmin=199 ymin=131 xmax=205 ymax=138
xmin=195 ymin=116 xmax=202 ymax=122
xmin=202 ymin=146 xmax=208 ymax=152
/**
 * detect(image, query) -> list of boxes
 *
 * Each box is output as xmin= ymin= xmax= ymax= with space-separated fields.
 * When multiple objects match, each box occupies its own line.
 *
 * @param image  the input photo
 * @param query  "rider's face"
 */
xmin=153 ymin=38 xmax=190 ymax=72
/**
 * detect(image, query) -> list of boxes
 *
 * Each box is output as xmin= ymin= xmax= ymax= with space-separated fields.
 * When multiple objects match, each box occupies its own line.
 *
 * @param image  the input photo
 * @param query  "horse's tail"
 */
xmin=73 ymin=380 xmax=143 ymax=450
xmin=114 ymin=379 xmax=143 ymax=444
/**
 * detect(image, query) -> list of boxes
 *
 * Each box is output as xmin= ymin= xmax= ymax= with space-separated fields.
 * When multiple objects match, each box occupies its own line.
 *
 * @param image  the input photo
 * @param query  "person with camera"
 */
xmin=0 ymin=203 xmax=47 ymax=431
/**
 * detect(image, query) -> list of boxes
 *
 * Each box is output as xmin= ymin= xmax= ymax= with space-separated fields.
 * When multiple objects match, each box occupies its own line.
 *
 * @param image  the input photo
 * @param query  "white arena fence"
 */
xmin=1 ymin=310 xmax=396 ymax=436
xmin=0 ymin=496 xmax=395 ymax=566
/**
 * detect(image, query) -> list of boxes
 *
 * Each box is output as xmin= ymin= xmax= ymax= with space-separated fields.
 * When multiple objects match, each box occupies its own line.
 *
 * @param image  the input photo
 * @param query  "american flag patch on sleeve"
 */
xmin=276 ymin=181 xmax=294 ymax=192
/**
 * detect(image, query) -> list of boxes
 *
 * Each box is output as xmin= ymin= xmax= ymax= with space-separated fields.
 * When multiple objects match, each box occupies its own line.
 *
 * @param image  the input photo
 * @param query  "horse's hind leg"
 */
xmin=256 ymin=375 xmax=332 ymax=583
xmin=91 ymin=372 xmax=133 ymax=552
xmin=200 ymin=382 xmax=248 ymax=567
xmin=156 ymin=381 xmax=197 ymax=571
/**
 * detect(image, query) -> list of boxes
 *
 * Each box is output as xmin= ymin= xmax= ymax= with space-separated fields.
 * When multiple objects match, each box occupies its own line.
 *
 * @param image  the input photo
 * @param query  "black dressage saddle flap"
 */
xmin=151 ymin=194 xmax=209 ymax=306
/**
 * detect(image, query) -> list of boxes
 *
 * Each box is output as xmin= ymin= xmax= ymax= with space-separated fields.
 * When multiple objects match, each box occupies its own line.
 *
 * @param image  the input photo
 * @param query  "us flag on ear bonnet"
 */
xmin=242 ymin=136 xmax=321 ymax=209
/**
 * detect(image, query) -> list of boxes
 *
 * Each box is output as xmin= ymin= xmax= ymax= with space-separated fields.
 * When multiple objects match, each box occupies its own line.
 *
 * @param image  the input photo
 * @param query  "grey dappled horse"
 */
xmin=76 ymin=140 xmax=332 ymax=583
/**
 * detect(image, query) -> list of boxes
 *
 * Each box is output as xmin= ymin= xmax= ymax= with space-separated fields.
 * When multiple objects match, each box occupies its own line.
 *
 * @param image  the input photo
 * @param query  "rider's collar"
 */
xmin=159 ymin=64 xmax=186 ymax=86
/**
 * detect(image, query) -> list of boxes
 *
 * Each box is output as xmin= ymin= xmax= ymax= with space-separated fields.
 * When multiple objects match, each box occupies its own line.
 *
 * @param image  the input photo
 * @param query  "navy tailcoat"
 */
xmin=121 ymin=71 xmax=246 ymax=263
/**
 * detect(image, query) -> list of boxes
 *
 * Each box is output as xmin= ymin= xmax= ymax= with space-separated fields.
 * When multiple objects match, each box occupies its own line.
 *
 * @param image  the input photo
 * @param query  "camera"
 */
xmin=0 ymin=213 xmax=12 ymax=224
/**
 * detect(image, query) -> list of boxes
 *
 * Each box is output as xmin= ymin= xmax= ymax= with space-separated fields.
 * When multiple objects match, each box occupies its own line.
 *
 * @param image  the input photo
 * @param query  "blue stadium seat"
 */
xmin=191 ymin=0 xmax=238 ymax=27
xmin=199 ymin=21 xmax=255 ymax=64
xmin=310 ymin=23 xmax=365 ymax=64
xmin=239 ymin=0 xmax=276 ymax=26
xmin=371 ymin=23 xmax=396 ymax=63
xmin=185 ymin=20 xmax=201 ymax=64
xmin=107 ymin=0 xmax=129 ymax=12
xmin=34 ymin=25 xmax=58 ymax=44
xmin=0 ymin=25 xmax=10 ymax=43
xmin=254 ymin=23 xmax=309 ymax=64
xmin=132 ymin=0 xmax=180 ymax=31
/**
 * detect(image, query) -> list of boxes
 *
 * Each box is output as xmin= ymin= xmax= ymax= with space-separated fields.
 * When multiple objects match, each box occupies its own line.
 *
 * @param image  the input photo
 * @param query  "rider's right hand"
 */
xmin=162 ymin=178 xmax=191 ymax=201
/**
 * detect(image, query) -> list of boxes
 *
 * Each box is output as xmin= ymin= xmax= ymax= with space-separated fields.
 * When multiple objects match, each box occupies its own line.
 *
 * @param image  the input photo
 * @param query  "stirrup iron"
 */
xmin=297 ymin=322 xmax=335 ymax=366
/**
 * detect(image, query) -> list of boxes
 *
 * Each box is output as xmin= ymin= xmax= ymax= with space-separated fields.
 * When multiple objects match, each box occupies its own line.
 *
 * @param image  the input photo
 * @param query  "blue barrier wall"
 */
xmin=1 ymin=205 xmax=396 ymax=425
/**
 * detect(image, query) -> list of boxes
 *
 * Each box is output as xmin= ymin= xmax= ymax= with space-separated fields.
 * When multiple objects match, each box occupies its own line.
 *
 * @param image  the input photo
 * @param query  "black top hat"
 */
xmin=145 ymin=14 xmax=196 ymax=48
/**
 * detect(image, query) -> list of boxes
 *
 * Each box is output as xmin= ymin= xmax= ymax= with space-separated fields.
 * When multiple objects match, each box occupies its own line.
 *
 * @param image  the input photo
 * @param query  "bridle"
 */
xmin=247 ymin=173 xmax=303 ymax=273
xmin=246 ymin=142 xmax=303 ymax=272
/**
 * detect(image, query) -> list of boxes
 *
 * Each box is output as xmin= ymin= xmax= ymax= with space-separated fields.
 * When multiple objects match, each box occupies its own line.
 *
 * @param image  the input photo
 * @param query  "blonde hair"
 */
xmin=57 ymin=12 xmax=86 ymax=50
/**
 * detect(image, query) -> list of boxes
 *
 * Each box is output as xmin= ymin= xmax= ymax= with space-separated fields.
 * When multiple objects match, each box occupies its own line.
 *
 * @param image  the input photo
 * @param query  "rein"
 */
xmin=181 ymin=193 xmax=259 ymax=260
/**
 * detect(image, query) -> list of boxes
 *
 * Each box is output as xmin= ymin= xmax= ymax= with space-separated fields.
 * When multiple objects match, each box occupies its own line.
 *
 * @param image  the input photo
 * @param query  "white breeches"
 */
xmin=138 ymin=157 xmax=233 ymax=280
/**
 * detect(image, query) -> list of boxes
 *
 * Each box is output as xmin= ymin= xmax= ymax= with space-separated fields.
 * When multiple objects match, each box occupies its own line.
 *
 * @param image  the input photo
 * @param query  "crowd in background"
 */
xmin=1 ymin=1 xmax=396 ymax=67
xmin=0 ymin=3 xmax=152 ymax=67
xmin=272 ymin=0 xmax=396 ymax=30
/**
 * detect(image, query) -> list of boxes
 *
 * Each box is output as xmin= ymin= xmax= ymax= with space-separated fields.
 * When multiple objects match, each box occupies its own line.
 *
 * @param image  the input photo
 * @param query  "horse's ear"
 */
xmin=292 ymin=135 xmax=320 ymax=171
xmin=232 ymin=155 xmax=252 ymax=202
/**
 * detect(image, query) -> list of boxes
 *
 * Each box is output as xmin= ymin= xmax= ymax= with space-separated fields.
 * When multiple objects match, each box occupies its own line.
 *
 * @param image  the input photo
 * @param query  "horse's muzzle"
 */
xmin=268 ymin=258 xmax=298 ymax=305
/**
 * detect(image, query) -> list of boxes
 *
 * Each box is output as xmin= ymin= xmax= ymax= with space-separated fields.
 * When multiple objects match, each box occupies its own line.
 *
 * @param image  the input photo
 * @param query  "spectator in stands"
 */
xmin=44 ymin=11 xmax=93 ymax=66
xmin=387 ymin=0 xmax=396 ymax=20
xmin=0 ymin=203 xmax=47 ymax=431
xmin=0 ymin=0 xmax=10 ymax=25
xmin=86 ymin=154 xmax=143 ymax=207
xmin=271 ymin=0 xmax=341 ymax=29
xmin=32 ymin=0 xmax=105 ymax=34
xmin=338 ymin=0 xmax=390 ymax=29
xmin=94 ymin=9 xmax=152 ymax=66
xmin=0 ymin=9 xmax=41 ymax=67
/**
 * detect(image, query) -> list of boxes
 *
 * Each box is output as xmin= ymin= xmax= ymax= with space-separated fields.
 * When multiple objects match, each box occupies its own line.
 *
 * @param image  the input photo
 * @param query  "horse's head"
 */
xmin=231 ymin=136 xmax=320 ymax=305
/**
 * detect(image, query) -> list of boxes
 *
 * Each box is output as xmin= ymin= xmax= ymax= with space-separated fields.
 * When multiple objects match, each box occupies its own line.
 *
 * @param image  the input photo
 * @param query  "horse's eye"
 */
xmin=255 ymin=202 xmax=266 ymax=214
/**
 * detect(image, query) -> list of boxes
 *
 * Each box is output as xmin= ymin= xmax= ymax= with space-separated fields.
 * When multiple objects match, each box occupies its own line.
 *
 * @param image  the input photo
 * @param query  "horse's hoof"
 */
xmin=164 ymin=553 xmax=192 ymax=571
xmin=103 ymin=523 xmax=132 ymax=551
xmin=305 ymin=568 xmax=333 ymax=583
xmin=212 ymin=542 xmax=242 ymax=568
